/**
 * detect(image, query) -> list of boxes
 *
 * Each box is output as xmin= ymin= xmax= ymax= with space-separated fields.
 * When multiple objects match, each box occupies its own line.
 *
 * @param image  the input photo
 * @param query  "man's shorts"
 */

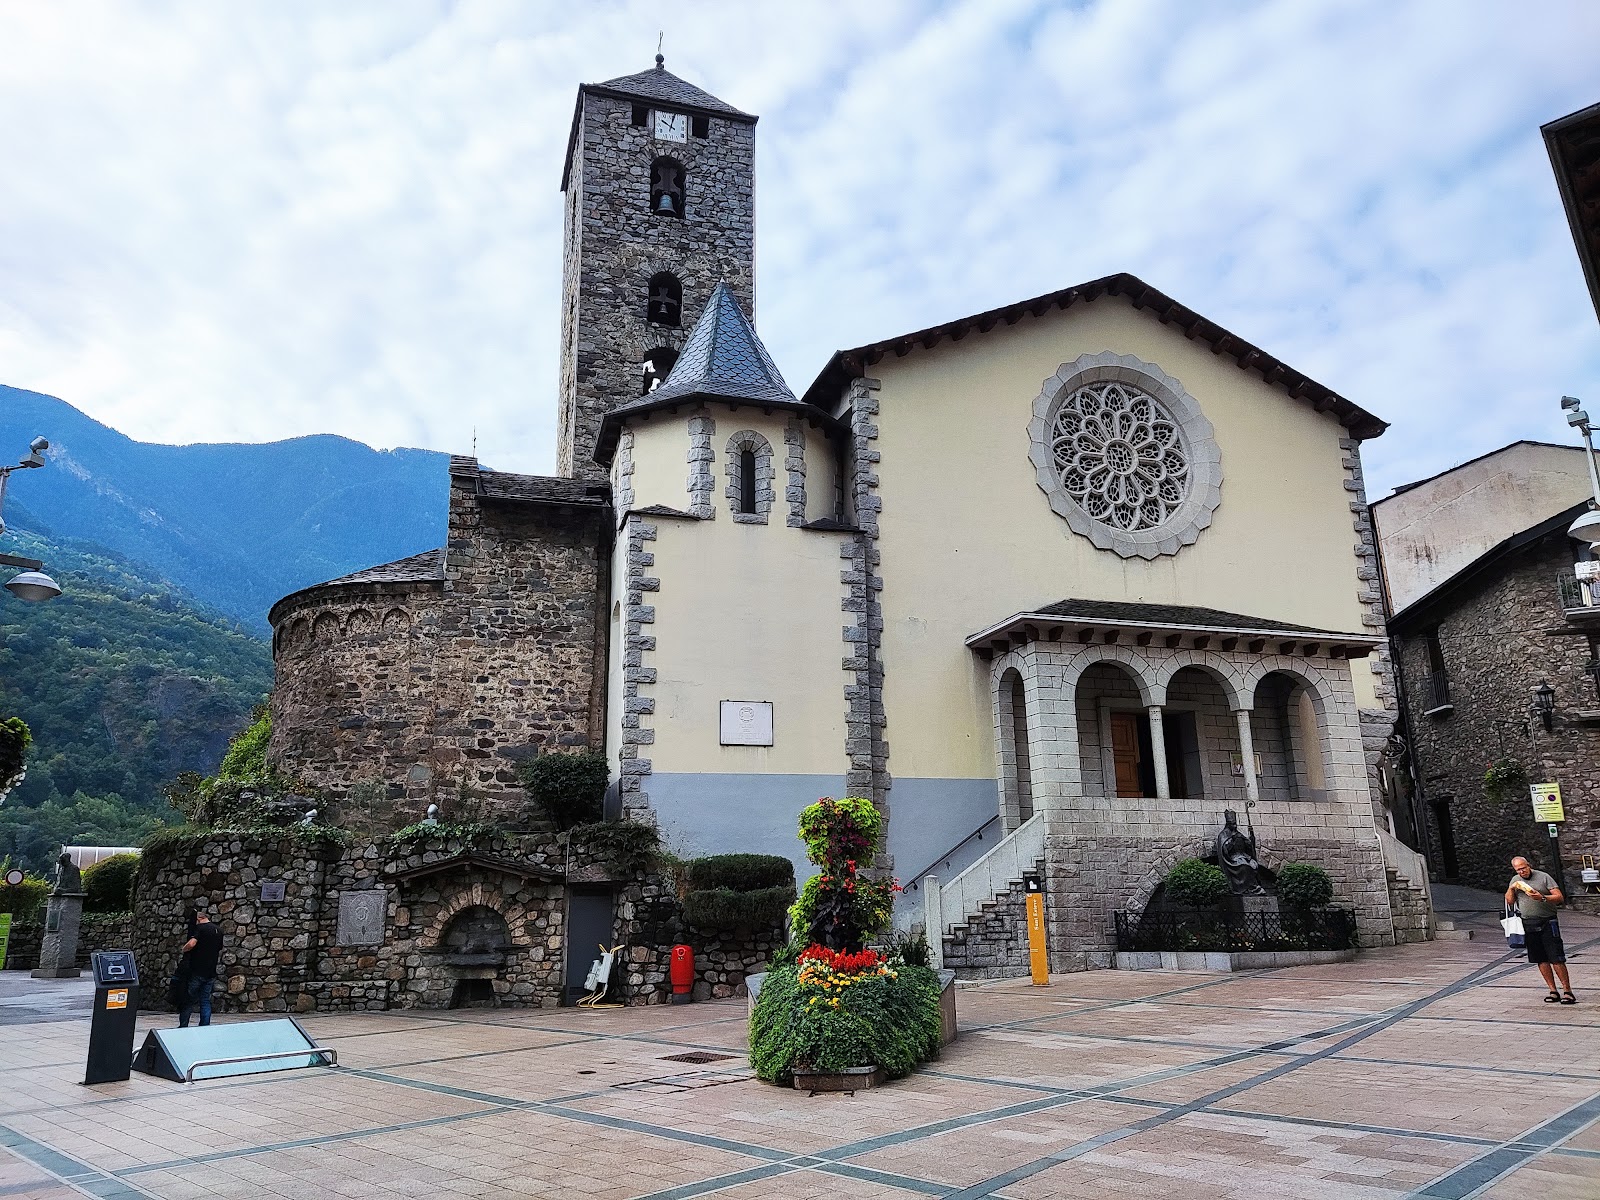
xmin=1525 ymin=918 xmax=1567 ymax=965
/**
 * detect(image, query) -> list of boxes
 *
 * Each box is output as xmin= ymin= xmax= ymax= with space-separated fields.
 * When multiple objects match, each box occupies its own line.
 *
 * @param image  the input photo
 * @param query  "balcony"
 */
xmin=1558 ymin=572 xmax=1600 ymax=622
xmin=1421 ymin=670 xmax=1453 ymax=717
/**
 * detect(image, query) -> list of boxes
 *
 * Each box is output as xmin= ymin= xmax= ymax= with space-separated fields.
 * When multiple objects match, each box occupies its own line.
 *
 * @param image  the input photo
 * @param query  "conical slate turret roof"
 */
xmin=645 ymin=282 xmax=796 ymax=408
xmin=594 ymin=283 xmax=841 ymax=466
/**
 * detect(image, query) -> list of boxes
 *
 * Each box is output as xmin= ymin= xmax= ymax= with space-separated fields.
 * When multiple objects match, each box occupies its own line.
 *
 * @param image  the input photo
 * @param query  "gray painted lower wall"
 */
xmin=650 ymin=773 xmax=1001 ymax=901
xmin=648 ymin=773 xmax=847 ymax=882
xmin=888 ymin=777 xmax=1002 ymax=885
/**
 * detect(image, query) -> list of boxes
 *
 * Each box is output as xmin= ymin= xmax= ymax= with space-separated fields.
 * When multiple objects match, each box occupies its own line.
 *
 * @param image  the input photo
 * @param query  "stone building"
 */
xmin=1375 ymin=444 xmax=1600 ymax=903
xmin=267 ymin=56 xmax=1428 ymax=992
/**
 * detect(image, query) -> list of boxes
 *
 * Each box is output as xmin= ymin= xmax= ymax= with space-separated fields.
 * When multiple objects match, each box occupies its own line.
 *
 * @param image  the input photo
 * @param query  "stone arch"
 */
xmin=381 ymin=606 xmax=410 ymax=632
xmin=283 ymin=616 xmax=311 ymax=656
xmin=421 ymin=882 xmax=533 ymax=948
xmin=345 ymin=608 xmax=376 ymax=637
xmin=1244 ymin=658 xmax=1344 ymax=804
xmin=1126 ymin=834 xmax=1292 ymax=919
xmin=311 ymin=612 xmax=342 ymax=644
xmin=1060 ymin=644 xmax=1161 ymax=707
xmin=995 ymin=666 xmax=1036 ymax=832
xmin=1151 ymin=654 xmax=1246 ymax=711
xmin=724 ymin=429 xmax=775 ymax=524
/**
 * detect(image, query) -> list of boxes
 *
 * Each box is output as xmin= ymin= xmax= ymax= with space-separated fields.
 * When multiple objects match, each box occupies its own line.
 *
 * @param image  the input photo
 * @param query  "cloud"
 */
xmin=0 ymin=0 xmax=1595 ymax=495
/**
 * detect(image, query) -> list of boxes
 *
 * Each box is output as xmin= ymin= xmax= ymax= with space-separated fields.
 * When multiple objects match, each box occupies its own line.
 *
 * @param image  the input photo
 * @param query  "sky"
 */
xmin=0 ymin=0 xmax=1597 ymax=497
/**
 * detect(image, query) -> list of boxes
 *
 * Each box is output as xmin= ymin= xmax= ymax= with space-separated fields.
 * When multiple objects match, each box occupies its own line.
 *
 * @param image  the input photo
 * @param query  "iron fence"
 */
xmin=1559 ymin=572 xmax=1598 ymax=614
xmin=1421 ymin=670 xmax=1451 ymax=712
xmin=1114 ymin=906 xmax=1357 ymax=953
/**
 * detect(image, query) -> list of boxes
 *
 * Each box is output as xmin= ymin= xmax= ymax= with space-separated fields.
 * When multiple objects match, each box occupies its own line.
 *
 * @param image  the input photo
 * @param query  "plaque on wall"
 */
xmin=336 ymin=889 xmax=387 ymax=946
xmin=719 ymin=700 xmax=774 ymax=746
xmin=260 ymin=882 xmax=286 ymax=903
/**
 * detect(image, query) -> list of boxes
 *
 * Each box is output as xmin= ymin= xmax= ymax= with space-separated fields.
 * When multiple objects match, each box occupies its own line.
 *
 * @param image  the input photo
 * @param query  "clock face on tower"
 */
xmin=654 ymin=110 xmax=687 ymax=142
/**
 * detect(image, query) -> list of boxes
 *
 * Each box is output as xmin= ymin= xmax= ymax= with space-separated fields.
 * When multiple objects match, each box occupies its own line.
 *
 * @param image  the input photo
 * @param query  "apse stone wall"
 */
xmin=268 ymin=458 xmax=610 ymax=829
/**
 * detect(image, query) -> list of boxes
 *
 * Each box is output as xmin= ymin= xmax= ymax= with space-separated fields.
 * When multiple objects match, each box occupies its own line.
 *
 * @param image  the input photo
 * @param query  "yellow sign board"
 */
xmin=105 ymin=989 xmax=128 ymax=1010
xmin=1024 ymin=874 xmax=1048 ymax=986
xmin=1531 ymin=783 xmax=1564 ymax=823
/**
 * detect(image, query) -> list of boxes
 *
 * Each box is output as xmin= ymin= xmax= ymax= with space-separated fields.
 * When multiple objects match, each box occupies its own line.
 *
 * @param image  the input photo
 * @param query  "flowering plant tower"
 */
xmin=749 ymin=797 xmax=941 ymax=1086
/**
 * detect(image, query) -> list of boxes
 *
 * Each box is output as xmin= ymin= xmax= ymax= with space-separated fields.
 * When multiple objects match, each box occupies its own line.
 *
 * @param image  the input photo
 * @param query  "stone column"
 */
xmin=31 ymin=891 xmax=86 ymax=979
xmin=1234 ymin=708 xmax=1260 ymax=803
xmin=1147 ymin=706 xmax=1171 ymax=800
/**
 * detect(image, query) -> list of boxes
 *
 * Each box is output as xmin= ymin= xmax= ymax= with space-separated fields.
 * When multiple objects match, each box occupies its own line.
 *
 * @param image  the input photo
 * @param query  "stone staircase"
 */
xmin=920 ymin=814 xmax=1044 ymax=980
xmin=1385 ymin=867 xmax=1433 ymax=944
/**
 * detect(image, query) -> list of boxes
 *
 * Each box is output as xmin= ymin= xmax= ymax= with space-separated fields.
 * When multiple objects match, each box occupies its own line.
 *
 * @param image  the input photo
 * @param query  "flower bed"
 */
xmin=748 ymin=797 xmax=942 ymax=1088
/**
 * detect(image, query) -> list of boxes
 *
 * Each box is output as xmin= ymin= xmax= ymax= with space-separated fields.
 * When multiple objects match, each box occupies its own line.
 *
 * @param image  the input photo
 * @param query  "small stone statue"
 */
xmin=1213 ymin=809 xmax=1268 ymax=896
xmin=52 ymin=851 xmax=82 ymax=896
xmin=422 ymin=804 xmax=439 ymax=828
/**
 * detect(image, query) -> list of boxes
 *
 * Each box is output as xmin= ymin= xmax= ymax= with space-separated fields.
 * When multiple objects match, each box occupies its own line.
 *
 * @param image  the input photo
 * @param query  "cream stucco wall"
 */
xmin=613 ymin=407 xmax=849 ymax=777
xmin=1370 ymin=441 xmax=1592 ymax=614
xmin=869 ymin=296 xmax=1379 ymax=786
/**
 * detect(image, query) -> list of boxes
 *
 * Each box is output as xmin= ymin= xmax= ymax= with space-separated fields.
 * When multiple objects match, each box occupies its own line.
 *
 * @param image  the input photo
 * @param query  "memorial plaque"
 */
xmin=719 ymin=700 xmax=774 ymax=746
xmin=260 ymin=882 xmax=287 ymax=903
xmin=336 ymin=890 xmax=387 ymax=946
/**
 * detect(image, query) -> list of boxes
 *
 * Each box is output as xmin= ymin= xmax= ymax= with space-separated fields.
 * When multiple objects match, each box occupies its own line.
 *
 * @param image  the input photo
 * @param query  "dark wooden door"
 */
xmin=1111 ymin=712 xmax=1143 ymax=797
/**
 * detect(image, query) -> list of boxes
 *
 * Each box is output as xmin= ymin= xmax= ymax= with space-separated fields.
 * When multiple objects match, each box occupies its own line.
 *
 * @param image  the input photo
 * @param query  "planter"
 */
xmin=793 ymin=1064 xmax=885 ymax=1094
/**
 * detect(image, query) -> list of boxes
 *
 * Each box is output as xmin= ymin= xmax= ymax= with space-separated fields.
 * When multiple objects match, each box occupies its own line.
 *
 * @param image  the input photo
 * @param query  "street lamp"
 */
xmin=1560 ymin=397 xmax=1600 ymax=545
xmin=1533 ymin=680 xmax=1557 ymax=732
xmin=0 ymin=436 xmax=61 ymax=602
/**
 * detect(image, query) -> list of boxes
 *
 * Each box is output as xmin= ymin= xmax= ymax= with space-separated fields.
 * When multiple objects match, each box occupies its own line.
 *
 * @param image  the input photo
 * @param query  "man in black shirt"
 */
xmin=178 ymin=904 xmax=223 ymax=1028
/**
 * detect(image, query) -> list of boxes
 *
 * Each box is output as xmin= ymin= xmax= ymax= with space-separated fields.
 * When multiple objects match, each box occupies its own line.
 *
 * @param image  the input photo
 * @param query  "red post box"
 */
xmin=669 ymin=944 xmax=694 ymax=1005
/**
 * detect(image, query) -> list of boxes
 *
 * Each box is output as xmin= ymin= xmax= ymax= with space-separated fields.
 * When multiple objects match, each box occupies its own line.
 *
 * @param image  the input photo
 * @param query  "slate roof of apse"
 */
xmin=966 ymin=598 xmax=1377 ymax=647
xmin=801 ymin=272 xmax=1388 ymax=440
xmin=596 ymin=282 xmax=838 ymax=464
xmin=1388 ymin=501 xmax=1592 ymax=631
xmin=474 ymin=471 xmax=610 ymax=506
xmin=317 ymin=548 xmax=446 ymax=588
xmin=561 ymin=59 xmax=754 ymax=192
xmin=1544 ymin=100 xmax=1600 ymax=326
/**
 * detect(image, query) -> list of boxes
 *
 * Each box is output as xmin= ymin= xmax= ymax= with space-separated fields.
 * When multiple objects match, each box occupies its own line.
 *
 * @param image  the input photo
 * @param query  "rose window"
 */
xmin=1050 ymin=382 xmax=1190 ymax=531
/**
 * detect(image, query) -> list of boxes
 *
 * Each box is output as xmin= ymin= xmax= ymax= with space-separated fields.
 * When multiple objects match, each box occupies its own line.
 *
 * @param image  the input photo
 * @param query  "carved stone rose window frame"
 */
xmin=1028 ymin=351 xmax=1223 ymax=559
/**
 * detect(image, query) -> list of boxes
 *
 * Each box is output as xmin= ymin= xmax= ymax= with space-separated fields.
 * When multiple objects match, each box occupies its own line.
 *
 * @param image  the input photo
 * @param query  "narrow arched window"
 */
xmin=724 ymin=430 xmax=773 ymax=523
xmin=641 ymin=347 xmax=678 ymax=395
xmin=650 ymin=157 xmax=685 ymax=218
xmin=738 ymin=449 xmax=757 ymax=513
xmin=647 ymin=272 xmax=682 ymax=326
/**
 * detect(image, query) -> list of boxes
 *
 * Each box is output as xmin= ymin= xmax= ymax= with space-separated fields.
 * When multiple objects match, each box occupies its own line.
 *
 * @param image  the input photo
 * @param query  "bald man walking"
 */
xmin=1506 ymin=856 xmax=1575 ymax=1005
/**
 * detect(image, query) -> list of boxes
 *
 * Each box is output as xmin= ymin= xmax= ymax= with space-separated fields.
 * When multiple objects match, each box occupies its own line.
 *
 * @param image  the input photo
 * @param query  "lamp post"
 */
xmin=1560 ymin=397 xmax=1600 ymax=545
xmin=0 ymin=437 xmax=61 ymax=602
xmin=1533 ymin=680 xmax=1557 ymax=733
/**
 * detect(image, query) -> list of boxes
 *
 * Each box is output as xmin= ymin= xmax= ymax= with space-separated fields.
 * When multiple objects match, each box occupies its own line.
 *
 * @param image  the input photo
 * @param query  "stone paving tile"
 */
xmin=847 ymin=1098 xmax=1137 ymax=1187
xmin=939 ymin=1026 xmax=1226 ymax=1091
xmin=0 ymin=1146 xmax=81 ymax=1200
xmin=1222 ymin=1059 xmax=1596 ymax=1140
xmin=1482 ymin=1152 xmax=1600 ymax=1199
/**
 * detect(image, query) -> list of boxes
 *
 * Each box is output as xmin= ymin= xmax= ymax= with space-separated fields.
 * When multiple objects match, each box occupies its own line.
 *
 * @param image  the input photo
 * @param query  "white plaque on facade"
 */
xmin=260 ymin=881 xmax=286 ymax=903
xmin=720 ymin=700 xmax=774 ymax=746
xmin=336 ymin=889 xmax=387 ymax=946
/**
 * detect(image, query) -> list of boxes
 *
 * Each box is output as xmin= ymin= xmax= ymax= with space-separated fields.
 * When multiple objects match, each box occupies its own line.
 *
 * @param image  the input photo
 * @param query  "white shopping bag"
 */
xmin=1501 ymin=910 xmax=1525 ymax=948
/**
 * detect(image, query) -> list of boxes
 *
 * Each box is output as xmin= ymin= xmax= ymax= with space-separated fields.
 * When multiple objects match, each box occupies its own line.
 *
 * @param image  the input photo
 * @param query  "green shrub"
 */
xmin=386 ymin=820 xmax=500 ymax=846
xmin=682 ymin=885 xmax=795 ymax=932
xmin=0 ymin=716 xmax=32 ymax=792
xmin=685 ymin=853 xmax=795 ymax=893
xmin=1163 ymin=858 xmax=1229 ymax=908
xmin=569 ymin=820 xmax=659 ymax=876
xmin=882 ymin=928 xmax=932 ymax=968
xmin=0 ymin=862 xmax=47 ymax=919
xmin=217 ymin=707 xmax=271 ymax=781
xmin=1277 ymin=862 xmax=1334 ymax=909
xmin=749 ymin=960 xmax=942 ymax=1084
xmin=518 ymin=751 xmax=609 ymax=830
xmin=83 ymin=853 xmax=140 ymax=914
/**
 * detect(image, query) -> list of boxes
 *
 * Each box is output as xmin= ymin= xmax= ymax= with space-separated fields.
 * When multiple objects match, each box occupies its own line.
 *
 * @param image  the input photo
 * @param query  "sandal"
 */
xmin=1545 ymin=991 xmax=1562 ymax=1002
xmin=1561 ymin=992 xmax=1577 ymax=1005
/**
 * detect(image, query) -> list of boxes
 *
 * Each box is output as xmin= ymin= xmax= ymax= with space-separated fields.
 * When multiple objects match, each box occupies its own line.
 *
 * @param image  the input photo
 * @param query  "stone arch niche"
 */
xmin=440 ymin=904 xmax=513 ymax=1008
xmin=995 ymin=667 xmax=1034 ymax=831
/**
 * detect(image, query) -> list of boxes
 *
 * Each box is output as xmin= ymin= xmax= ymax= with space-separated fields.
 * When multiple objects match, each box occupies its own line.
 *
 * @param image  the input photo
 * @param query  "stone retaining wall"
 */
xmin=0 ymin=914 xmax=133 ymax=972
xmin=131 ymin=831 xmax=779 ymax=1012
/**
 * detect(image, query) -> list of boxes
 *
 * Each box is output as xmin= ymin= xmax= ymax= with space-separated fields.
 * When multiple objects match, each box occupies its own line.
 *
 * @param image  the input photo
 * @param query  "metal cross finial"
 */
xmin=656 ymin=32 xmax=664 ymax=68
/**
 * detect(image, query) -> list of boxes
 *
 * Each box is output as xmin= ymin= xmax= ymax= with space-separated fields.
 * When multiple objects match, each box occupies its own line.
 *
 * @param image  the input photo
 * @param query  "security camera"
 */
xmin=29 ymin=436 xmax=48 ymax=453
xmin=1562 ymin=396 xmax=1582 ymax=411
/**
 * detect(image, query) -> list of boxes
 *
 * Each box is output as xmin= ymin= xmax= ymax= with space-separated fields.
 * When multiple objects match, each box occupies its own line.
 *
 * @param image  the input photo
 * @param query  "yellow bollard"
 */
xmin=1024 ymin=873 xmax=1048 ymax=986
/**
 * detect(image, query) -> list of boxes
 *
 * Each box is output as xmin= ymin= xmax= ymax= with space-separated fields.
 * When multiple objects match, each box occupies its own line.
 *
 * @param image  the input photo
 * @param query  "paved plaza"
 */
xmin=3 ymin=904 xmax=1599 ymax=1199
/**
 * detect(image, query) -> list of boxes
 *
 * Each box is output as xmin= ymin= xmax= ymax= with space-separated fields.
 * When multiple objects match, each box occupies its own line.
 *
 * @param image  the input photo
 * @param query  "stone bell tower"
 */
xmin=556 ymin=55 xmax=758 ymax=481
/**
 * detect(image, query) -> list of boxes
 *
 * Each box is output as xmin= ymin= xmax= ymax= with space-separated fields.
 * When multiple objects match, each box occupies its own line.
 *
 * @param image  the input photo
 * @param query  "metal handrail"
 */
xmin=900 ymin=816 xmax=1001 ymax=895
xmin=184 ymin=1046 xmax=337 ymax=1083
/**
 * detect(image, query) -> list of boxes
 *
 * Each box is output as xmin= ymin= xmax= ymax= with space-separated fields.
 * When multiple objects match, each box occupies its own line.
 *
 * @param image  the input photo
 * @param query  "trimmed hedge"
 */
xmin=0 ymin=872 xmax=47 ymax=919
xmin=1277 ymin=862 xmax=1334 ymax=909
xmin=685 ymin=854 xmax=795 ymax=893
xmin=1163 ymin=858 xmax=1230 ymax=908
xmin=682 ymin=885 xmax=794 ymax=932
xmin=83 ymin=853 xmax=140 ymax=914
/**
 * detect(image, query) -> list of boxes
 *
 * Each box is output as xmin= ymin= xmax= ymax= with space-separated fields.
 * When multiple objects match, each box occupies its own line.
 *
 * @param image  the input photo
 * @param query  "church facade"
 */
xmin=269 ymin=60 xmax=1431 ymax=971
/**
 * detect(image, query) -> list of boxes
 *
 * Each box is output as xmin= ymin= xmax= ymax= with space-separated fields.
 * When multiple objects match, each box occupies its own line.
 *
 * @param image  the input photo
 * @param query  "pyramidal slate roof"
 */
xmin=589 ymin=58 xmax=752 ymax=120
xmin=595 ymin=282 xmax=838 ymax=465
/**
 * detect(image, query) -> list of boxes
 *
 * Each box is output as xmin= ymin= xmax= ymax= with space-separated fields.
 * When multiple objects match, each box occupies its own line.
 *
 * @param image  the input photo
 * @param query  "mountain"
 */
xmin=0 ymin=522 xmax=273 ymax=874
xmin=0 ymin=386 xmax=451 ymax=630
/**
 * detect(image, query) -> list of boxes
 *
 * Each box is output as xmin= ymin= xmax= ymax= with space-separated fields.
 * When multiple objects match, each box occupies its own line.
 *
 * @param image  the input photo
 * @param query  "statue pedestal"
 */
xmin=31 ymin=891 xmax=86 ymax=979
xmin=1227 ymin=893 xmax=1280 ymax=918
